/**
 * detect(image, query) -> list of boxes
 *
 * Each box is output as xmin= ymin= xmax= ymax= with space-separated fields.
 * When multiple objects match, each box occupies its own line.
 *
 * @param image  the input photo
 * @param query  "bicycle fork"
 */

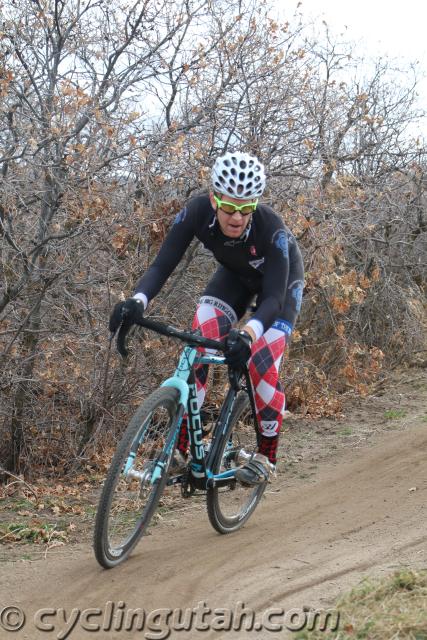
xmin=123 ymin=381 xmax=188 ymax=486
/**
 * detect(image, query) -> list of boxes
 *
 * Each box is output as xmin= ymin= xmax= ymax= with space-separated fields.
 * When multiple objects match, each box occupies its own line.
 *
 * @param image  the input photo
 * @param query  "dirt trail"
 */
xmin=1 ymin=369 xmax=426 ymax=639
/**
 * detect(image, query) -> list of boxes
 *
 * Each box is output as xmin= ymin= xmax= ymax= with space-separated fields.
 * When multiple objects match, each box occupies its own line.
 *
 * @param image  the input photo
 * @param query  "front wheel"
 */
xmin=206 ymin=393 xmax=267 ymax=534
xmin=94 ymin=386 xmax=179 ymax=568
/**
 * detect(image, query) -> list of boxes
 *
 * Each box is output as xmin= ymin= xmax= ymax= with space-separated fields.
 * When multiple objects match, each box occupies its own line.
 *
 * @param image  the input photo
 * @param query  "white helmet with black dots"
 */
xmin=211 ymin=151 xmax=266 ymax=200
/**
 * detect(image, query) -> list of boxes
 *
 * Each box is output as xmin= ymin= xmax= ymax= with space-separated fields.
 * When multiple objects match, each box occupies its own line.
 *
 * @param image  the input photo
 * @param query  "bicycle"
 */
xmin=94 ymin=314 xmax=268 ymax=569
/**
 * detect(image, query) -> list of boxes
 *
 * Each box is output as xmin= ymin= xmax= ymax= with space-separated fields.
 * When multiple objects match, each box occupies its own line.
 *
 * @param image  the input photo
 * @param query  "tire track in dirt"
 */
xmin=1 ymin=407 xmax=426 ymax=640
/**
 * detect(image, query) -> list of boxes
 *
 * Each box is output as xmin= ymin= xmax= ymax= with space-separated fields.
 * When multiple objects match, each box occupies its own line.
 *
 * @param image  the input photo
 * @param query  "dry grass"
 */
xmin=296 ymin=569 xmax=427 ymax=639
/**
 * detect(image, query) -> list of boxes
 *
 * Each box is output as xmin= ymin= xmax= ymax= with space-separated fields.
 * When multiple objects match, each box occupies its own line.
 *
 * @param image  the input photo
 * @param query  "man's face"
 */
xmin=209 ymin=191 xmax=257 ymax=238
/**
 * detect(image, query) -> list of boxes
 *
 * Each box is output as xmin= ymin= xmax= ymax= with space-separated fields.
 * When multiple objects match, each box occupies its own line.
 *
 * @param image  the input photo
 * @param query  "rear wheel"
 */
xmin=206 ymin=393 xmax=266 ymax=534
xmin=94 ymin=386 xmax=179 ymax=568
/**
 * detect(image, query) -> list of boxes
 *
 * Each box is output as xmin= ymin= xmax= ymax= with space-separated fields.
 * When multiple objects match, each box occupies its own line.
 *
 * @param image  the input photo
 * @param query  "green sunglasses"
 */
xmin=213 ymin=193 xmax=258 ymax=216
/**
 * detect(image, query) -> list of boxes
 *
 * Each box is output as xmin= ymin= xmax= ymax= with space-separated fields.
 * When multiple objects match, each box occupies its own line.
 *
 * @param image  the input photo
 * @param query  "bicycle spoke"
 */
xmin=207 ymin=393 xmax=266 ymax=533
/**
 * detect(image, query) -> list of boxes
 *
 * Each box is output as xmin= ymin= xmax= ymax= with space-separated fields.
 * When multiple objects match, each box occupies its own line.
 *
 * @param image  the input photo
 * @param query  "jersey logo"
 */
xmin=272 ymin=229 xmax=289 ymax=259
xmin=224 ymin=239 xmax=244 ymax=246
xmin=173 ymin=207 xmax=187 ymax=224
xmin=249 ymin=245 xmax=257 ymax=256
xmin=249 ymin=258 xmax=265 ymax=270
xmin=289 ymin=279 xmax=304 ymax=312
xmin=272 ymin=319 xmax=293 ymax=336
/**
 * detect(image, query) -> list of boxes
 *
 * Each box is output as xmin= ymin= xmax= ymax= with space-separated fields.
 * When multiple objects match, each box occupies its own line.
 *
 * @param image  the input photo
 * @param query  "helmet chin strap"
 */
xmin=208 ymin=212 xmax=217 ymax=229
xmin=241 ymin=220 xmax=252 ymax=240
xmin=210 ymin=211 xmax=252 ymax=242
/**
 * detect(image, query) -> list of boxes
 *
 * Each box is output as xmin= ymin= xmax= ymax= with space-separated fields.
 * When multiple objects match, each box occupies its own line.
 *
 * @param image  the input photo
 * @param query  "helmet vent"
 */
xmin=211 ymin=151 xmax=266 ymax=199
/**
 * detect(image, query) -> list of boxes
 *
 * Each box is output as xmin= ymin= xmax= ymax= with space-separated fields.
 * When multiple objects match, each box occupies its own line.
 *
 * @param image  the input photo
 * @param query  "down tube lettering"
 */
xmin=189 ymin=383 xmax=204 ymax=462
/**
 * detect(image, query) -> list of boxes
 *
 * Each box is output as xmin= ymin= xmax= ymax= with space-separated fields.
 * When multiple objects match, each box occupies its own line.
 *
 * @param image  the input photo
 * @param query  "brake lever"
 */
xmin=116 ymin=319 xmax=131 ymax=357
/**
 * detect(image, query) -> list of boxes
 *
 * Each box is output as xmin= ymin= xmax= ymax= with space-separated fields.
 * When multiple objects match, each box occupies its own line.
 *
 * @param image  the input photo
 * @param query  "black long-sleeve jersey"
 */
xmin=134 ymin=195 xmax=304 ymax=332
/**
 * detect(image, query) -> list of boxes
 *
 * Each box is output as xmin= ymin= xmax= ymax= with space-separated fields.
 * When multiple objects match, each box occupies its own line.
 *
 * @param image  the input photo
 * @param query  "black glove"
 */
xmin=224 ymin=329 xmax=253 ymax=368
xmin=109 ymin=298 xmax=145 ymax=334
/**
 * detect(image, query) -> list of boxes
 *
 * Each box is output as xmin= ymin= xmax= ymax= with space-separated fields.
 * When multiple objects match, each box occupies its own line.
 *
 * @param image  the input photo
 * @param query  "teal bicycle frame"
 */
xmin=118 ymin=315 xmax=259 ymax=493
xmin=159 ymin=345 xmax=243 ymax=489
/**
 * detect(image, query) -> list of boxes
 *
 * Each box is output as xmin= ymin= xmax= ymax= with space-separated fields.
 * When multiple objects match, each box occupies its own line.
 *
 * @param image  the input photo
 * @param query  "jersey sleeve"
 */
xmin=252 ymin=220 xmax=291 ymax=331
xmin=133 ymin=204 xmax=196 ymax=302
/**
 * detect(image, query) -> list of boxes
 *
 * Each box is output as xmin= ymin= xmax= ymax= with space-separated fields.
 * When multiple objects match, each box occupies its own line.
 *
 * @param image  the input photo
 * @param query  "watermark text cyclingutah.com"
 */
xmin=0 ymin=600 xmax=340 ymax=638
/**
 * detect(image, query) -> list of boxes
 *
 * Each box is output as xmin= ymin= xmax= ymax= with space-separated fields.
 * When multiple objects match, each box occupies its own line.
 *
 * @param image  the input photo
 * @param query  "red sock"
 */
xmin=177 ymin=418 xmax=189 ymax=456
xmin=258 ymin=435 xmax=278 ymax=465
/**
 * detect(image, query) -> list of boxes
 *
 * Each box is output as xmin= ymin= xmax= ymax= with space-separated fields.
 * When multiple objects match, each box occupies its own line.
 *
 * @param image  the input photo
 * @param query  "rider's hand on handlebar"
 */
xmin=109 ymin=298 xmax=145 ymax=335
xmin=224 ymin=329 xmax=253 ymax=369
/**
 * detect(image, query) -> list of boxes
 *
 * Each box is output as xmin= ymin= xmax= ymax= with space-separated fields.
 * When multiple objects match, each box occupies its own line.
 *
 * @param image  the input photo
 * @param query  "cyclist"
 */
xmin=109 ymin=151 xmax=304 ymax=486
